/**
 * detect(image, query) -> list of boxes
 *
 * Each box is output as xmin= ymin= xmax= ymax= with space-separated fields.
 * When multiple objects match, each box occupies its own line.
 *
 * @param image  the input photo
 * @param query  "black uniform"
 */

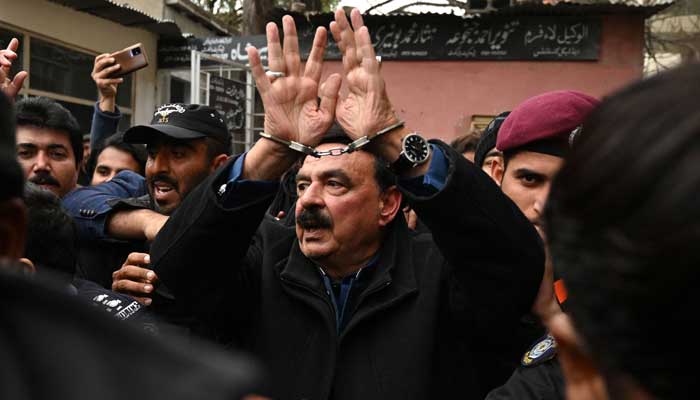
xmin=0 ymin=265 xmax=261 ymax=400
xmin=486 ymin=333 xmax=565 ymax=400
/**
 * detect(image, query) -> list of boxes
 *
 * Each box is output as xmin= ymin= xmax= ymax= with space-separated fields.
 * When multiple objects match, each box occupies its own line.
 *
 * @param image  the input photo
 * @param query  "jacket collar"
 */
xmin=279 ymin=218 xmax=416 ymax=290
xmin=277 ymin=218 xmax=418 ymax=332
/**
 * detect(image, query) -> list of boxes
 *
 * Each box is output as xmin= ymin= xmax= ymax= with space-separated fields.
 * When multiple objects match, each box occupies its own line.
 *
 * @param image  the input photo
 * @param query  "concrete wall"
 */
xmin=320 ymin=15 xmax=646 ymax=141
xmin=1 ymin=0 xmax=160 ymax=125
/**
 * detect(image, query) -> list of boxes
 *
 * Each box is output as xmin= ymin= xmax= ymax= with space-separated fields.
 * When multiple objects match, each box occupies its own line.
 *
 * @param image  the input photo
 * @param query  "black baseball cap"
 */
xmin=124 ymin=103 xmax=231 ymax=147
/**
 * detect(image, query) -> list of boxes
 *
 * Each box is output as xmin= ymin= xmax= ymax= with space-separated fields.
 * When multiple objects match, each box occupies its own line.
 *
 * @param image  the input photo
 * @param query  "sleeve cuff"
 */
xmin=220 ymin=152 xmax=279 ymax=207
xmin=400 ymin=144 xmax=448 ymax=196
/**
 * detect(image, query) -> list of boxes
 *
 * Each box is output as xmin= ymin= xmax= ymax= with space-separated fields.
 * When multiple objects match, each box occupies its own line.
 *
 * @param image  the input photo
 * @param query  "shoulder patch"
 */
xmin=521 ymin=333 xmax=557 ymax=367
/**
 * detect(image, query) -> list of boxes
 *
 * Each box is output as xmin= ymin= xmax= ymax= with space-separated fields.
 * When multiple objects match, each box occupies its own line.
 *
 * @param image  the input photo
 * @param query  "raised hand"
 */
xmin=330 ymin=9 xmax=399 ymax=140
xmin=92 ymin=53 xmax=123 ymax=112
xmin=0 ymin=38 xmax=28 ymax=101
xmin=246 ymin=15 xmax=341 ymax=148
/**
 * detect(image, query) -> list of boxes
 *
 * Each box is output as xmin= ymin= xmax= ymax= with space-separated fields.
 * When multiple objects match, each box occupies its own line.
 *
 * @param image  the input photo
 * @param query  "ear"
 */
xmin=547 ymin=313 xmax=609 ymax=400
xmin=0 ymin=198 xmax=27 ymax=261
xmin=378 ymin=186 xmax=402 ymax=227
xmin=210 ymin=154 xmax=230 ymax=172
xmin=18 ymin=257 xmax=36 ymax=274
xmin=490 ymin=156 xmax=505 ymax=186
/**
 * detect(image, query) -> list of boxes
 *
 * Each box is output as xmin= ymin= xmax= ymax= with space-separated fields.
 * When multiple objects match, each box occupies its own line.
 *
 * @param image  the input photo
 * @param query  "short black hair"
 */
xmin=474 ymin=111 xmax=509 ymax=167
xmin=205 ymin=136 xmax=232 ymax=160
xmin=90 ymin=132 xmax=147 ymax=176
xmin=24 ymin=182 xmax=77 ymax=278
xmin=15 ymin=97 xmax=83 ymax=167
xmin=373 ymin=155 xmax=396 ymax=192
xmin=544 ymin=63 xmax=700 ymax=399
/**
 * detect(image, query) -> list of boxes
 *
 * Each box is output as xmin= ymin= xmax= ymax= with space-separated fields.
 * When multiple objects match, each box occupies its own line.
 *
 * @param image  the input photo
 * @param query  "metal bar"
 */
xmin=190 ymin=50 xmax=199 ymax=104
xmin=205 ymin=71 xmax=210 ymax=105
xmin=245 ymin=67 xmax=255 ymax=150
xmin=26 ymin=88 xmax=135 ymax=113
xmin=22 ymin=33 xmax=31 ymax=94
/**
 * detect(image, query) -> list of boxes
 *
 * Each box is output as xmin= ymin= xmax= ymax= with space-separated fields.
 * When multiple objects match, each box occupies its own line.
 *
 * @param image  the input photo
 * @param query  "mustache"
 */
xmin=147 ymin=173 xmax=179 ymax=191
xmin=296 ymin=208 xmax=332 ymax=230
xmin=29 ymin=172 xmax=60 ymax=187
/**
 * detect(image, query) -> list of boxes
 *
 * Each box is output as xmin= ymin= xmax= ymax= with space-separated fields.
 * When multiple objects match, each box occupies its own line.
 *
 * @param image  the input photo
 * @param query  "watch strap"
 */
xmin=390 ymin=152 xmax=416 ymax=175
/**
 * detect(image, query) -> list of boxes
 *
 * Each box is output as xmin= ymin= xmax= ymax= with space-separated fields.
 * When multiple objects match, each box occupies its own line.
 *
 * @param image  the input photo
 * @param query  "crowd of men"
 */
xmin=1 ymin=8 xmax=698 ymax=400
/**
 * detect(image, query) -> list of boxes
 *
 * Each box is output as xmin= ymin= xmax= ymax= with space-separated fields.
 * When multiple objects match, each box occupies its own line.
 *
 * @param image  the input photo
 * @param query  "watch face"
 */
xmin=403 ymin=134 xmax=430 ymax=163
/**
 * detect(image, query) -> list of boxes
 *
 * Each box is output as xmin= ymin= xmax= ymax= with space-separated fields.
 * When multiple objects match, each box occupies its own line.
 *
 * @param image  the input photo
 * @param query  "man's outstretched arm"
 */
xmin=62 ymin=170 xmax=159 ymax=242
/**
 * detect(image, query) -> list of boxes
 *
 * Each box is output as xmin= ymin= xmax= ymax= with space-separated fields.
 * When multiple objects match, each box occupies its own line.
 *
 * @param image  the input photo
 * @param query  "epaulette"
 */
xmin=521 ymin=333 xmax=557 ymax=367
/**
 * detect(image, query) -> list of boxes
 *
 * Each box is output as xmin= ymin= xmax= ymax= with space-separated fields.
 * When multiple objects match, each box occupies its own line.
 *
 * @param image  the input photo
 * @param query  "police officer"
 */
xmin=486 ymin=91 xmax=600 ymax=400
xmin=474 ymin=111 xmax=509 ymax=180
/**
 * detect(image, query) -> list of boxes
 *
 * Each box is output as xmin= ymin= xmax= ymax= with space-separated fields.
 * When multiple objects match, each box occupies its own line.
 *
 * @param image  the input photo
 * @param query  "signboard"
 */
xmin=158 ymin=15 xmax=600 ymax=67
xmin=209 ymin=75 xmax=246 ymax=134
xmin=159 ymin=36 xmax=267 ymax=68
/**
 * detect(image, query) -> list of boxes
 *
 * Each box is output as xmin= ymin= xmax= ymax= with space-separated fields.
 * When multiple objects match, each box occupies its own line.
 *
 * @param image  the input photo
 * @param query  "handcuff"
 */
xmin=259 ymin=120 xmax=405 ymax=158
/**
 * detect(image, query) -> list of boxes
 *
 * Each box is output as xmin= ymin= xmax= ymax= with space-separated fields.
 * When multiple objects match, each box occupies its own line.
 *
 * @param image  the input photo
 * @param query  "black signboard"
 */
xmin=159 ymin=35 xmax=267 ymax=68
xmin=209 ymin=75 xmax=246 ymax=134
xmin=158 ymin=15 xmax=600 ymax=67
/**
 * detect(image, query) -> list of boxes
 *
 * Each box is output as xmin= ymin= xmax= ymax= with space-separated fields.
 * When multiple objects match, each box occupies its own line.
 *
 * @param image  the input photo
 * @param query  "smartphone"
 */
xmin=108 ymin=43 xmax=148 ymax=77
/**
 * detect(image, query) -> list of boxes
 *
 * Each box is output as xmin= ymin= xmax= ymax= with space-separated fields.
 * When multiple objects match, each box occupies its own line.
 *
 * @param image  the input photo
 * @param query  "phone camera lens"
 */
xmin=130 ymin=47 xmax=142 ymax=56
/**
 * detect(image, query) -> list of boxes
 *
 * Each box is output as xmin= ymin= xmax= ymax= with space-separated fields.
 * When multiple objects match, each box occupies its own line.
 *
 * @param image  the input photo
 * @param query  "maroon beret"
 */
xmin=497 ymin=90 xmax=600 ymax=153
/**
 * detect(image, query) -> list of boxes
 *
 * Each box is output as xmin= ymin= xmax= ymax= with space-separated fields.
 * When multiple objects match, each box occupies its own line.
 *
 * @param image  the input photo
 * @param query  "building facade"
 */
xmin=1 ymin=0 xmax=666 ymax=146
xmin=0 ymin=0 xmax=226 ymax=133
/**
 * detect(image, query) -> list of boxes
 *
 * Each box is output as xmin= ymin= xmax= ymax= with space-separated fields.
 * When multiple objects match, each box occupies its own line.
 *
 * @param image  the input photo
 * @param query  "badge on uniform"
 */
xmin=521 ymin=333 xmax=557 ymax=367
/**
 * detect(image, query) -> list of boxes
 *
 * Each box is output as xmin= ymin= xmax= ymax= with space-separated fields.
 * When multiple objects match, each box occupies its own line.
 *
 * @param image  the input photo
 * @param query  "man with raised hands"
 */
xmin=143 ymin=9 xmax=543 ymax=399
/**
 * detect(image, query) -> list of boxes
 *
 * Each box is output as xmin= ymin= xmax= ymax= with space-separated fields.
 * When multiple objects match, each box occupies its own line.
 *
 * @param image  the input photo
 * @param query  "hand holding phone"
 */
xmin=108 ymin=43 xmax=148 ymax=78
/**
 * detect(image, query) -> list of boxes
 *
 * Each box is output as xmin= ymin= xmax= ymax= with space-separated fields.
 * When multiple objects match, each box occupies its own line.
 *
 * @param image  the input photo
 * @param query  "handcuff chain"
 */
xmin=259 ymin=120 xmax=405 ymax=158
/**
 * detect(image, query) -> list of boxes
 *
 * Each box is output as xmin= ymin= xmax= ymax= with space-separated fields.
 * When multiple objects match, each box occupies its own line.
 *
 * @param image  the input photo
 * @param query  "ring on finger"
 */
xmin=266 ymin=71 xmax=285 ymax=79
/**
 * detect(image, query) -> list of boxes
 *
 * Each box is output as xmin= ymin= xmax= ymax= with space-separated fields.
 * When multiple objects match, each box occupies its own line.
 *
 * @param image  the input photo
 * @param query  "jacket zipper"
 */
xmin=279 ymin=275 xmax=338 ymax=400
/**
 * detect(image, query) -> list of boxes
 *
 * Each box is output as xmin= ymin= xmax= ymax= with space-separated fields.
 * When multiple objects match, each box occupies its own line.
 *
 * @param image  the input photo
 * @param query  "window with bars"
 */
xmin=0 ymin=24 xmax=134 ymax=135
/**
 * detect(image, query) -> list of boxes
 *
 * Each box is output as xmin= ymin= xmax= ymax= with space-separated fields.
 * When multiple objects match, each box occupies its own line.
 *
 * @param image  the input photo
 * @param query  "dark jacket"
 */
xmin=0 ymin=264 xmax=261 ymax=400
xmin=149 ymin=142 xmax=544 ymax=400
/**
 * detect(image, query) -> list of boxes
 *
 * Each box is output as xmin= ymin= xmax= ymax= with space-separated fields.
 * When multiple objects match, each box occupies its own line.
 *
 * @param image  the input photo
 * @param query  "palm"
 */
xmin=261 ymin=76 xmax=328 ymax=146
xmin=336 ymin=68 xmax=394 ymax=140
xmin=247 ymin=18 xmax=339 ymax=150
xmin=330 ymin=9 xmax=399 ymax=141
